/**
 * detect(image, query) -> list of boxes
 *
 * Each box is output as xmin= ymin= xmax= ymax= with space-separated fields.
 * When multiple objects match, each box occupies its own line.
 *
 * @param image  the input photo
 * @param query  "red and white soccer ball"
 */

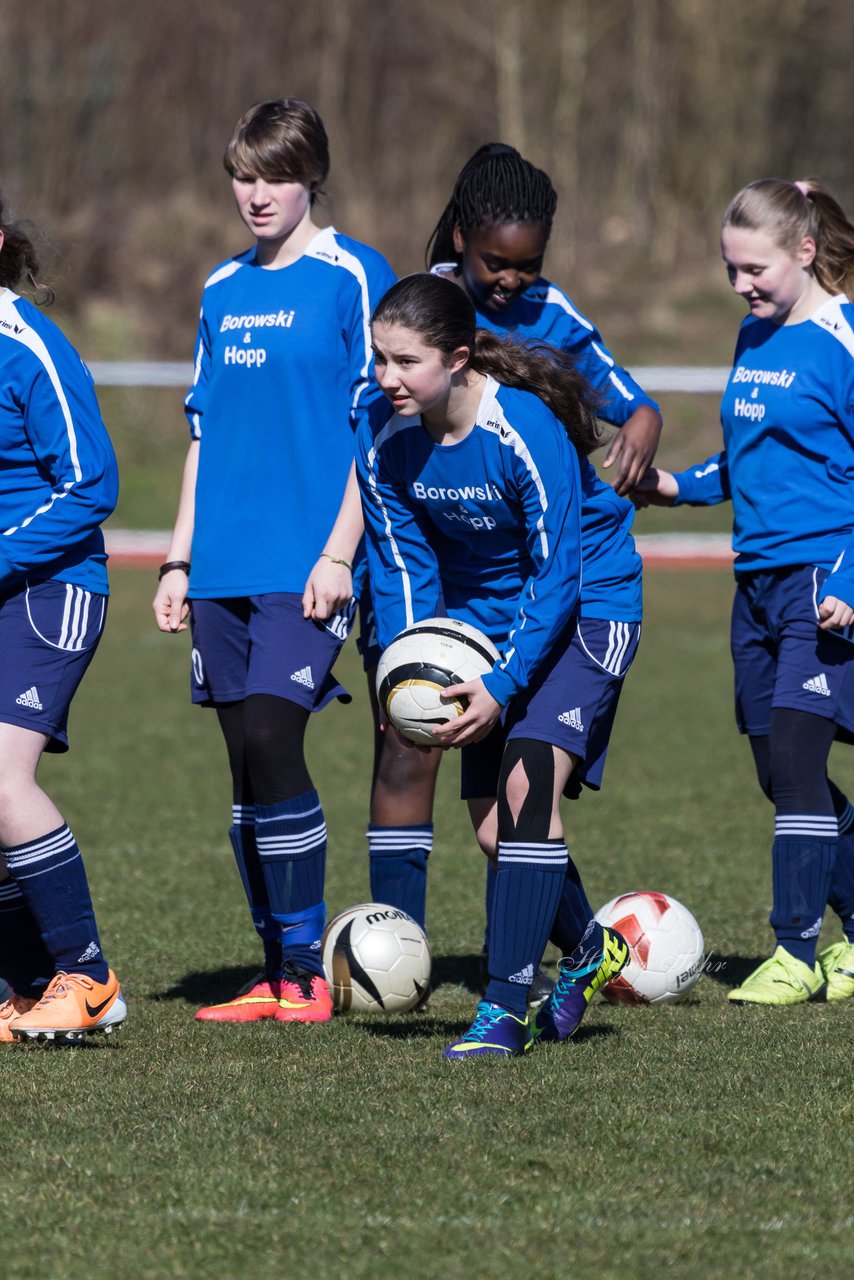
xmin=595 ymin=891 xmax=705 ymax=1005
xmin=321 ymin=903 xmax=432 ymax=1014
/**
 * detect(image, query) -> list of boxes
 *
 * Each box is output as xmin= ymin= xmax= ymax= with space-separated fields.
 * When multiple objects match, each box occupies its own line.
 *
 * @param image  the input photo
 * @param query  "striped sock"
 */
xmin=0 ymin=879 xmax=54 ymax=998
xmin=829 ymin=798 xmax=854 ymax=942
xmin=256 ymin=791 xmax=327 ymax=978
xmin=367 ymin=824 xmax=432 ymax=928
xmin=771 ymin=812 xmax=837 ymax=964
xmin=4 ymin=825 xmax=109 ymax=983
xmin=485 ymin=840 xmax=568 ymax=1014
xmin=229 ymin=806 xmax=280 ymax=977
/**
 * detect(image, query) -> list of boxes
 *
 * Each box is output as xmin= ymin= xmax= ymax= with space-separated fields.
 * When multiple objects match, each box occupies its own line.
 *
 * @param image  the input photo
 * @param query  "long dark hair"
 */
xmin=723 ymin=178 xmax=854 ymax=302
xmin=426 ymin=143 xmax=557 ymax=268
xmin=373 ymin=274 xmax=603 ymax=455
xmin=0 ymin=198 xmax=54 ymax=304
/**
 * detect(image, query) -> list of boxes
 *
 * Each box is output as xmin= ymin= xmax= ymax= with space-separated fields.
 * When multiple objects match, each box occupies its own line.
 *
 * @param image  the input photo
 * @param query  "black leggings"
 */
xmin=748 ymin=707 xmax=841 ymax=815
xmin=216 ymin=694 xmax=312 ymax=807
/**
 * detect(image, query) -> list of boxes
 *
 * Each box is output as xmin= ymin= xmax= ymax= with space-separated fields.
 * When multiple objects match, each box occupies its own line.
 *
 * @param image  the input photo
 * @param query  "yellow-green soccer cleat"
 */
xmin=817 ymin=940 xmax=854 ymax=1001
xmin=727 ymin=946 xmax=826 ymax=1005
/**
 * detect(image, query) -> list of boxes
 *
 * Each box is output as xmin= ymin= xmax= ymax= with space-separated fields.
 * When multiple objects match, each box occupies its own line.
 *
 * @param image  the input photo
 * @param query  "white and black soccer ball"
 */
xmin=595 ymin=891 xmax=705 ymax=1005
xmin=321 ymin=903 xmax=432 ymax=1014
xmin=376 ymin=617 xmax=500 ymax=746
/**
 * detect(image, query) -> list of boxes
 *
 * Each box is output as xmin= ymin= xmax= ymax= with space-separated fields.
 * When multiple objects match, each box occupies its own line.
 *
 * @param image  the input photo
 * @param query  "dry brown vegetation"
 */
xmin=1 ymin=0 xmax=851 ymax=360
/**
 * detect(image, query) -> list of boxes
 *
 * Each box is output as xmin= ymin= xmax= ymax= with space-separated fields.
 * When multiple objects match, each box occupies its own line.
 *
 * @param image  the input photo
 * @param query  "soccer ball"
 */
xmin=376 ymin=617 xmax=500 ymax=745
xmin=595 ymin=891 xmax=705 ymax=1005
xmin=321 ymin=903 xmax=432 ymax=1013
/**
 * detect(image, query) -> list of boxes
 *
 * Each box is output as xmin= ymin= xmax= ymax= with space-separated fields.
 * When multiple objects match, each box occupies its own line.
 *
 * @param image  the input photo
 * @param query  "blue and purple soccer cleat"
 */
xmin=444 ymin=1000 xmax=532 ymax=1059
xmin=533 ymin=927 xmax=629 ymax=1043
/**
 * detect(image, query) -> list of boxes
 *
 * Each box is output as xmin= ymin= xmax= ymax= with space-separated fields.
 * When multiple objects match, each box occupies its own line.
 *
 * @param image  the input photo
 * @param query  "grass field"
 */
xmin=3 ymin=567 xmax=854 ymax=1280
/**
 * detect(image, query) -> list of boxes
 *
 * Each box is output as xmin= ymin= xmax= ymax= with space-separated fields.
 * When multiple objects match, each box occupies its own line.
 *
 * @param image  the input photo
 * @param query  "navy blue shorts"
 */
xmin=460 ymin=616 xmax=641 ymax=800
xmin=357 ymin=590 xmax=381 ymax=672
xmin=189 ymin=593 xmax=355 ymax=711
xmin=0 ymin=580 xmax=107 ymax=753
xmin=732 ymin=565 xmax=854 ymax=740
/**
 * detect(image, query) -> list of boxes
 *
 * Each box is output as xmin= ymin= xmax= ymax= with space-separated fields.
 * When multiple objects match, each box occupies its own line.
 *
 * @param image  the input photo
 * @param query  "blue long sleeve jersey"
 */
xmin=431 ymin=268 xmax=645 ymax=621
xmin=433 ymin=266 xmax=660 ymax=427
xmin=672 ymin=296 xmax=854 ymax=603
xmin=184 ymin=227 xmax=395 ymax=598
xmin=0 ymin=290 xmax=117 ymax=593
xmin=357 ymin=375 xmax=634 ymax=707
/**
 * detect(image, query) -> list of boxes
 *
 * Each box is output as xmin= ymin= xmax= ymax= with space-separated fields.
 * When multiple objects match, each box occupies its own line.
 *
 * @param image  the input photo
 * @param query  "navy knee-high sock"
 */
xmin=0 ymin=879 xmax=54 ymax=998
xmin=367 ymin=824 xmax=432 ymax=929
xmin=770 ymin=813 xmax=837 ymax=964
xmin=255 ymin=791 xmax=327 ymax=978
xmin=3 ymin=825 xmax=109 ymax=983
xmin=485 ymin=840 xmax=567 ymax=1015
xmin=550 ymin=856 xmax=597 ymax=956
xmin=229 ymin=805 xmax=280 ymax=978
xmin=483 ymin=858 xmax=497 ymax=956
xmin=827 ymin=793 xmax=854 ymax=942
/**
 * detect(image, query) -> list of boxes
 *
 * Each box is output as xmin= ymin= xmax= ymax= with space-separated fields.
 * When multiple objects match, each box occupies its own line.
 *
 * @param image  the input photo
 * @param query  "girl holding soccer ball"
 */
xmin=363 ymin=144 xmax=660 ymax=1007
xmin=153 ymin=100 xmax=394 ymax=1025
xmin=0 ymin=200 xmax=126 ymax=1043
xmin=634 ymin=178 xmax=854 ymax=1005
xmin=357 ymin=272 xmax=641 ymax=1058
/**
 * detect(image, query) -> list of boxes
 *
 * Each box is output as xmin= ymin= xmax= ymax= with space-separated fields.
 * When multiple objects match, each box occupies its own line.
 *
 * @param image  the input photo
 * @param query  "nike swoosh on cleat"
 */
xmin=85 ymin=993 xmax=116 ymax=1017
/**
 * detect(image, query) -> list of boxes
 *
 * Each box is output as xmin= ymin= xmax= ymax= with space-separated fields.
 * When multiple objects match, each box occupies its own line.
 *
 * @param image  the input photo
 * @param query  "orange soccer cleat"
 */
xmin=0 ymin=991 xmax=37 ymax=1043
xmin=12 ymin=970 xmax=126 ymax=1043
xmin=274 ymin=968 xmax=333 ymax=1023
xmin=194 ymin=974 xmax=281 ymax=1023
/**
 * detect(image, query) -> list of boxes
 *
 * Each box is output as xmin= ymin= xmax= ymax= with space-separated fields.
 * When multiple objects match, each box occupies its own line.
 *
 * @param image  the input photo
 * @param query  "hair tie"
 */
xmin=794 ymin=180 xmax=810 ymax=197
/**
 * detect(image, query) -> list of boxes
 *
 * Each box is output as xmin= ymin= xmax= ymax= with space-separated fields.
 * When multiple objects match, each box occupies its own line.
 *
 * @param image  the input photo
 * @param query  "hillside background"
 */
xmin=1 ymin=0 xmax=851 ymax=525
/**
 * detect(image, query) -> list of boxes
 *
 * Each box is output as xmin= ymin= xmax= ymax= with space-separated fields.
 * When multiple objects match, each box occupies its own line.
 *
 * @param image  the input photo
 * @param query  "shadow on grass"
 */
xmin=357 ymin=1017 xmax=617 ymax=1043
xmin=153 ymin=965 xmax=260 ymax=1005
xmin=702 ymin=954 xmax=767 ymax=989
xmin=430 ymin=951 xmax=484 ymax=994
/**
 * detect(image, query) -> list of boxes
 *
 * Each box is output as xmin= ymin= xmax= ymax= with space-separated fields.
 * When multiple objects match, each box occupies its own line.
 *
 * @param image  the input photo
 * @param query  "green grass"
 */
xmin=3 ymin=569 xmax=854 ymax=1280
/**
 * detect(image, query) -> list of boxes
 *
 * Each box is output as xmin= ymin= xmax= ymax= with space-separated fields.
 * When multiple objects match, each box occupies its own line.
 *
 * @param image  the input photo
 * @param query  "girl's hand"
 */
xmin=152 ymin=570 xmax=190 ymax=633
xmin=602 ymin=406 xmax=663 ymax=495
xmin=302 ymin=556 xmax=352 ymax=621
xmin=819 ymin=595 xmax=854 ymax=631
xmin=431 ymin=677 xmax=502 ymax=748
xmin=630 ymin=467 xmax=679 ymax=509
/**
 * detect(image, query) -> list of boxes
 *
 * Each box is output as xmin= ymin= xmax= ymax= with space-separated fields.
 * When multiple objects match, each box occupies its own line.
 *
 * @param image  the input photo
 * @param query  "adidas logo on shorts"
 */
xmin=290 ymin=666 xmax=315 ymax=690
xmin=558 ymin=707 xmax=584 ymax=731
xmin=15 ymin=686 xmax=43 ymax=711
xmin=803 ymin=673 xmax=831 ymax=697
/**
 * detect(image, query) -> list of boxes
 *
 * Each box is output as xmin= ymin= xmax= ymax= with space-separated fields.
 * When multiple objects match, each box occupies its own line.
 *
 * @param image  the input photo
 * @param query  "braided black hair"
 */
xmin=426 ymin=143 xmax=558 ymax=268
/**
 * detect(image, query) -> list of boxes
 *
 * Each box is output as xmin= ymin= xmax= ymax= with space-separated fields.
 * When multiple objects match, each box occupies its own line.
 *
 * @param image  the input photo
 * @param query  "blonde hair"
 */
xmin=723 ymin=178 xmax=854 ymax=301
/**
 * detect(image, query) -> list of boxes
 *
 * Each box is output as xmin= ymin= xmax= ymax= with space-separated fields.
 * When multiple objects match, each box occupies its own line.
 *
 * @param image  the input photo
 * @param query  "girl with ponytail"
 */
xmin=636 ymin=178 xmax=854 ymax=1007
xmin=357 ymin=273 xmax=640 ymax=1058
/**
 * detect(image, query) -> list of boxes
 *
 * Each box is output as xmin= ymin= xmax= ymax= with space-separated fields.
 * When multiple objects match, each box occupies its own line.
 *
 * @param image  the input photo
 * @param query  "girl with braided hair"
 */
xmin=635 ymin=178 xmax=854 ymax=1005
xmin=427 ymin=143 xmax=662 ymax=493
